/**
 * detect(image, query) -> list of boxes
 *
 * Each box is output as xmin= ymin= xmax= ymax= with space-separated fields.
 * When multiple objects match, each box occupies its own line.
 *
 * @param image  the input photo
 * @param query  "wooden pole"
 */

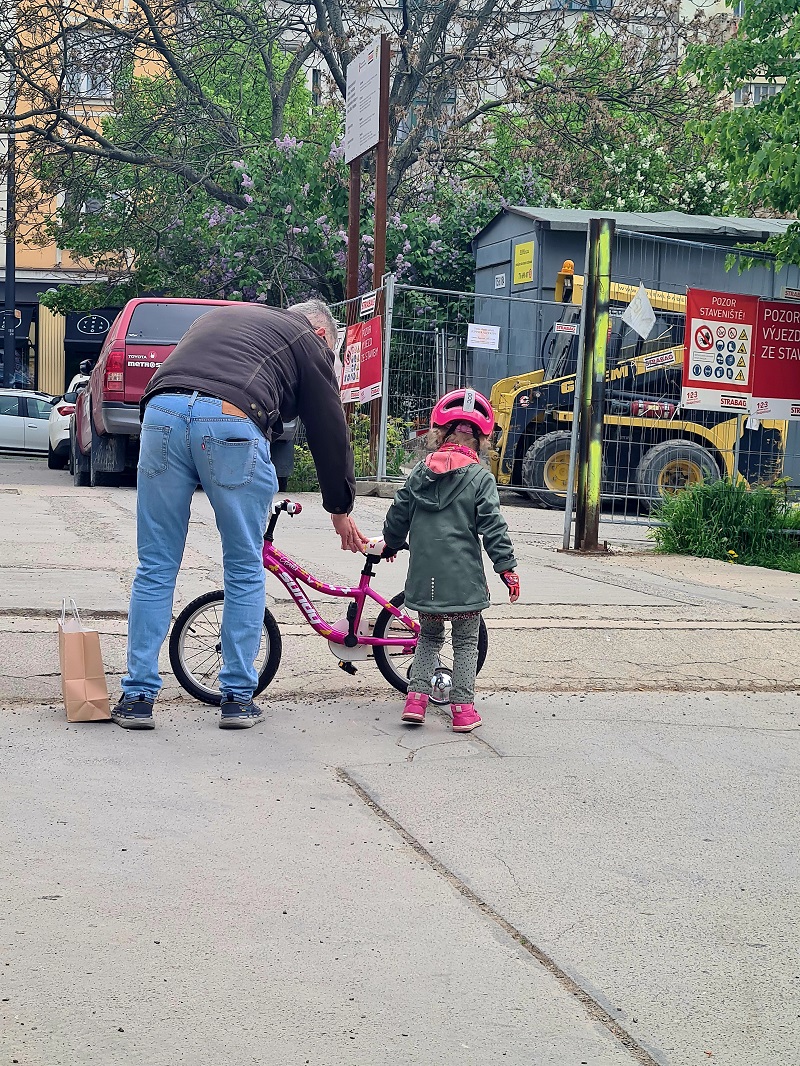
xmin=372 ymin=34 xmax=390 ymax=290
xmin=346 ymin=159 xmax=361 ymax=307
xmin=369 ymin=34 xmax=390 ymax=471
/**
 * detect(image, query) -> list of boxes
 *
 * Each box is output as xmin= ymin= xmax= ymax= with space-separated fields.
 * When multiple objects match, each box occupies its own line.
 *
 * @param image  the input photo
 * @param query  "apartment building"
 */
xmin=1 ymin=19 xmax=128 ymax=394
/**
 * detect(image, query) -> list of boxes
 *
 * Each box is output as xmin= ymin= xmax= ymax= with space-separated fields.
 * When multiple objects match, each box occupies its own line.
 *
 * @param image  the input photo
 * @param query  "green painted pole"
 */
xmin=581 ymin=217 xmax=613 ymax=550
xmin=575 ymin=217 xmax=614 ymax=552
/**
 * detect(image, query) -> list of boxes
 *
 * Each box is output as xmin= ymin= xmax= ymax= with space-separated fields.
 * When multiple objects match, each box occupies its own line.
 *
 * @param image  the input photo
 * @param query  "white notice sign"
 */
xmin=345 ymin=37 xmax=382 ymax=164
xmin=467 ymin=323 xmax=501 ymax=350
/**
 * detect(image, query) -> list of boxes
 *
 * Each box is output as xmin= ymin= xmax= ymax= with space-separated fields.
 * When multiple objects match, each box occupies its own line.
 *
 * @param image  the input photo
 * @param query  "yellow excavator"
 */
xmin=488 ymin=262 xmax=786 ymax=508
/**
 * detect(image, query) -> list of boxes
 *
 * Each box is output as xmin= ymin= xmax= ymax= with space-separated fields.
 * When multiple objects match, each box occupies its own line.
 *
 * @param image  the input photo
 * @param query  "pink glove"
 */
xmin=501 ymin=570 xmax=520 ymax=603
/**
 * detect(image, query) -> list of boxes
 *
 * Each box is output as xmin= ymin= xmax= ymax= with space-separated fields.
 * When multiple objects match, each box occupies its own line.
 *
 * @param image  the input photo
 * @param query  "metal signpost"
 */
xmin=3 ymin=65 xmax=16 ymax=388
xmin=344 ymin=35 xmax=390 ymax=468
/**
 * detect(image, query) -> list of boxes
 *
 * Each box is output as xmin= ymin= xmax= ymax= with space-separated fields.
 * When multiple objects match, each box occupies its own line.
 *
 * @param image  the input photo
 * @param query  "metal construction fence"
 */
xmin=324 ymin=280 xmax=573 ymax=482
xmin=585 ymin=231 xmax=800 ymax=528
xmin=297 ymin=231 xmax=800 ymax=538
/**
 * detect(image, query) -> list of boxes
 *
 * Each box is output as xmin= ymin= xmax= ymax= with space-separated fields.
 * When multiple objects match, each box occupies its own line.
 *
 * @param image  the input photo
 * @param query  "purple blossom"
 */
xmin=361 ymin=234 xmax=374 ymax=245
xmin=329 ymin=142 xmax=345 ymax=161
xmin=284 ymin=204 xmax=293 ymax=215
xmin=428 ymin=214 xmax=441 ymax=225
xmin=275 ymin=134 xmax=303 ymax=153
xmin=315 ymin=215 xmax=328 ymax=225
xmin=232 ymin=160 xmax=245 ymax=169
xmin=241 ymin=174 xmax=254 ymax=188
xmin=243 ymin=194 xmax=253 ymax=204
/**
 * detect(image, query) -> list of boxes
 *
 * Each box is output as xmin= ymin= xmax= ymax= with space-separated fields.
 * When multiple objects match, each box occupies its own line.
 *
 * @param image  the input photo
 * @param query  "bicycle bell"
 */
xmin=430 ymin=667 xmax=453 ymax=703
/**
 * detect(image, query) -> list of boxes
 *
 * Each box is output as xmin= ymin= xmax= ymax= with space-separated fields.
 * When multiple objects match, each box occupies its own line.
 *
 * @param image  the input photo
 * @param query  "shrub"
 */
xmin=649 ymin=479 xmax=800 ymax=572
xmin=287 ymin=415 xmax=415 ymax=492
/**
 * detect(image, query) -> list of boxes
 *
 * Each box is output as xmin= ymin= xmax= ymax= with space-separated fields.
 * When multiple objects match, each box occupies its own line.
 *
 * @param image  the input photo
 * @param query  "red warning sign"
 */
xmin=682 ymin=288 xmax=758 ymax=412
xmin=694 ymin=325 xmax=714 ymax=352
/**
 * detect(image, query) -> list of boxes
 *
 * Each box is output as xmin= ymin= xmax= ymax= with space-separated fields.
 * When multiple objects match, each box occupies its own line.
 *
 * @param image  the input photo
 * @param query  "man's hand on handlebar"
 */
xmin=331 ymin=513 xmax=369 ymax=553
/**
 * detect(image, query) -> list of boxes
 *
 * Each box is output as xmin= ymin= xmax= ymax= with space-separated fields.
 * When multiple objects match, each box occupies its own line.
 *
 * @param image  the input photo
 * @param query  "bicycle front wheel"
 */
xmin=372 ymin=592 xmax=488 ymax=705
xmin=169 ymin=590 xmax=283 ymax=705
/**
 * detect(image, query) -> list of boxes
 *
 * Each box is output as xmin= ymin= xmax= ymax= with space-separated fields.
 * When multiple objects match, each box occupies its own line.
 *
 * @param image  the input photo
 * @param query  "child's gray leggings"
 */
xmin=409 ymin=613 xmax=481 ymax=705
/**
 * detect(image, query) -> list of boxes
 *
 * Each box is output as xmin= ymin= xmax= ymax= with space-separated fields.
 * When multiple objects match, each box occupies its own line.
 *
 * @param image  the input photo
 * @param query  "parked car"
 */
xmin=71 ymin=297 xmax=297 ymax=488
xmin=48 ymin=377 xmax=89 ymax=469
xmin=0 ymin=389 xmax=56 ymax=456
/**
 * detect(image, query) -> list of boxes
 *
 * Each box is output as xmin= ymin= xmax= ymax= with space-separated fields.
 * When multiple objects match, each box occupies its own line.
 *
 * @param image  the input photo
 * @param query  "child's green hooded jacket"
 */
xmin=383 ymin=446 xmax=516 ymax=614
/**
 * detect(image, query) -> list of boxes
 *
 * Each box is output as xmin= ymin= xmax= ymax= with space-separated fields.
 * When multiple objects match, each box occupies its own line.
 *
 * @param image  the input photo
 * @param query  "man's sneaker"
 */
xmin=219 ymin=696 xmax=264 ymax=729
xmin=402 ymin=691 xmax=429 ymax=724
xmin=451 ymin=704 xmax=482 ymax=732
xmin=111 ymin=693 xmax=155 ymax=730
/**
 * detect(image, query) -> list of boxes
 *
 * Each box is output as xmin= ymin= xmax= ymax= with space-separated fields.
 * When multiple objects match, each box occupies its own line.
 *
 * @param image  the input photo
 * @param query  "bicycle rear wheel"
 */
xmin=169 ymin=590 xmax=282 ymax=705
xmin=372 ymin=592 xmax=488 ymax=704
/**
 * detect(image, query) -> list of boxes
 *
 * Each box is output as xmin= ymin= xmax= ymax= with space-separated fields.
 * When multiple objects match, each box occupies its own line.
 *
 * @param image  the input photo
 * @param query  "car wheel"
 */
xmin=72 ymin=429 xmax=90 ymax=487
xmin=89 ymin=419 xmax=121 ymax=488
xmin=47 ymin=443 xmax=67 ymax=470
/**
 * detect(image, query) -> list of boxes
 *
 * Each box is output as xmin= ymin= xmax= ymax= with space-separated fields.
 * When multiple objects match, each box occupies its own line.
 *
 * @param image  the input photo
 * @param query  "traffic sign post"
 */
xmin=343 ymin=34 xmax=390 ymax=471
xmin=681 ymin=288 xmax=759 ymax=413
xmin=344 ymin=35 xmax=389 ymax=302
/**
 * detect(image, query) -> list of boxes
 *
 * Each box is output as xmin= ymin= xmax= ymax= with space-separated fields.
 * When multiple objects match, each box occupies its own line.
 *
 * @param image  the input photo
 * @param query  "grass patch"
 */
xmin=649 ymin=478 xmax=800 ymax=573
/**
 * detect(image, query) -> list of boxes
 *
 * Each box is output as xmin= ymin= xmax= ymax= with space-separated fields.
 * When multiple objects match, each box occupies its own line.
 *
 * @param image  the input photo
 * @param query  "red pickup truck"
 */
xmin=71 ymin=298 xmax=296 ymax=488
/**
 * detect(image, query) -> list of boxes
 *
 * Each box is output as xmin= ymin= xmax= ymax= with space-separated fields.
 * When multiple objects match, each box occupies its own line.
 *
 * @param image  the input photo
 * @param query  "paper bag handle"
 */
xmin=60 ymin=597 xmax=81 ymax=626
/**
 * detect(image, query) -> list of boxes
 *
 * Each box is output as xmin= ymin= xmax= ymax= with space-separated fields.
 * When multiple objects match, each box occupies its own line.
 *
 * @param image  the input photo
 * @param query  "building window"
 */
xmin=733 ymin=82 xmax=782 ymax=107
xmin=64 ymin=30 xmax=120 ymax=99
xmin=733 ymin=0 xmax=745 ymax=15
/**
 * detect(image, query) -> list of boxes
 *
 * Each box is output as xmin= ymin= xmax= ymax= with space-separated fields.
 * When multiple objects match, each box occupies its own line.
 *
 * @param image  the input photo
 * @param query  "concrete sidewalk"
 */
xmin=3 ymin=458 xmax=800 ymax=702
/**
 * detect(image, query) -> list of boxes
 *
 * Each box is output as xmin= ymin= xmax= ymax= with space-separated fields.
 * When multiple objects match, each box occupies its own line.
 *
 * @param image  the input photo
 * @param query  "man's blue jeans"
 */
xmin=122 ymin=393 xmax=278 ymax=702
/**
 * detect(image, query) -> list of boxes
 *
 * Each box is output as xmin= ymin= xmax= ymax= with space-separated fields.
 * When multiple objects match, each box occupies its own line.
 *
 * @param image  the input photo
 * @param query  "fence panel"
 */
xmin=596 ymin=231 xmax=799 ymax=525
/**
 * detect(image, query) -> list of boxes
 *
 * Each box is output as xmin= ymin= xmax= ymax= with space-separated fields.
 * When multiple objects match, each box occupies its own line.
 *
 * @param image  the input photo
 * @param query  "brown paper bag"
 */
xmin=58 ymin=599 xmax=111 ymax=722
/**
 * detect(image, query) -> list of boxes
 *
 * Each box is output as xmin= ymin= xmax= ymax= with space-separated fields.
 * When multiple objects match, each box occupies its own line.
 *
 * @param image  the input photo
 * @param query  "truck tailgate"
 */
xmin=123 ymin=343 xmax=174 ymax=403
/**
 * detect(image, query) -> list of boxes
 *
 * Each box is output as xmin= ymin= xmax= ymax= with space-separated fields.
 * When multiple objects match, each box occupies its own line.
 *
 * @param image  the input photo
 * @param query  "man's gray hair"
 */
xmin=290 ymin=299 xmax=339 ymax=349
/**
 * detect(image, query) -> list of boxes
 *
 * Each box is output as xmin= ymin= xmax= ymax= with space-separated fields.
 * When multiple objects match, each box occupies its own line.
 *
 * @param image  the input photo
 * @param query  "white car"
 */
xmin=48 ymin=376 xmax=89 ymax=469
xmin=0 ymin=389 xmax=57 ymax=457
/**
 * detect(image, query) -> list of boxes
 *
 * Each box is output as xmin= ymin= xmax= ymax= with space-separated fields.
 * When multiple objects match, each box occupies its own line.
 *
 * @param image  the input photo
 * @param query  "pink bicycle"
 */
xmin=169 ymin=499 xmax=488 ymax=705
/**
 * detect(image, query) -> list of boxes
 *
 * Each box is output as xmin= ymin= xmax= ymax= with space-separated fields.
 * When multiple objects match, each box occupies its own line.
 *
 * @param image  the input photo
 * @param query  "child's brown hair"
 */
xmin=426 ymin=420 xmax=489 ymax=455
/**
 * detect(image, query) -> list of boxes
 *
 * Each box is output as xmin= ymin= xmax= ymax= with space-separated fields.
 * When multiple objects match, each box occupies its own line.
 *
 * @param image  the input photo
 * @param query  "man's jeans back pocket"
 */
xmin=206 ymin=436 xmax=259 ymax=488
xmin=139 ymin=425 xmax=171 ymax=477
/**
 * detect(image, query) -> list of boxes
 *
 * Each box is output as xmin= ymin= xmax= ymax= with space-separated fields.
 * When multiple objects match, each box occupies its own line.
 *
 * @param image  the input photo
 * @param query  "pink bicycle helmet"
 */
xmin=431 ymin=388 xmax=495 ymax=436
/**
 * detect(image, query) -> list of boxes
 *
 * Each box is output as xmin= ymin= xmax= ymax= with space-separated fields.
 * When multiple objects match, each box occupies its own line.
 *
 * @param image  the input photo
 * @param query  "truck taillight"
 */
xmin=56 ymin=404 xmax=75 ymax=416
xmin=103 ymin=347 xmax=125 ymax=395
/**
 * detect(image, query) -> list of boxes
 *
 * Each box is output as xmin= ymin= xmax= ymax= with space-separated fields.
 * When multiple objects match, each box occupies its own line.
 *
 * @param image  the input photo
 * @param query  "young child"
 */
xmin=382 ymin=388 xmax=519 ymax=732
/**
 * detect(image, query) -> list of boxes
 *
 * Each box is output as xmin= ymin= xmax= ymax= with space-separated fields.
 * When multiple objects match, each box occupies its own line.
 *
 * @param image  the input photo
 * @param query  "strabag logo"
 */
xmin=720 ymin=395 xmax=748 ymax=409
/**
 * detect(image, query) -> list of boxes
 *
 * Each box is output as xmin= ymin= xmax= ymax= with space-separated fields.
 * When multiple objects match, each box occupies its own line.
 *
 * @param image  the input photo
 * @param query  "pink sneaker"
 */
xmin=451 ymin=704 xmax=482 ymax=732
xmin=402 ymin=692 xmax=429 ymax=724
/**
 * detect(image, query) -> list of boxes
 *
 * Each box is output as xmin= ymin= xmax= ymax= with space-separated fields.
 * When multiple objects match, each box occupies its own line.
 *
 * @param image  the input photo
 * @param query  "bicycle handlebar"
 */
xmin=364 ymin=538 xmax=409 ymax=560
xmin=273 ymin=498 xmax=303 ymax=516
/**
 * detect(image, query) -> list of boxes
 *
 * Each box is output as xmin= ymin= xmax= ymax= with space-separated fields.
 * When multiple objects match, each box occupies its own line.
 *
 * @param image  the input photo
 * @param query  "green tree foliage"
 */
xmin=687 ymin=0 xmax=800 ymax=261
xmin=17 ymin=8 xmax=730 ymax=310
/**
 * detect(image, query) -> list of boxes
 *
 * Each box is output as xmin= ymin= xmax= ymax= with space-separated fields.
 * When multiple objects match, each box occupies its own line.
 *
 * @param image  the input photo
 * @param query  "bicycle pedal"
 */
xmin=338 ymin=660 xmax=358 ymax=675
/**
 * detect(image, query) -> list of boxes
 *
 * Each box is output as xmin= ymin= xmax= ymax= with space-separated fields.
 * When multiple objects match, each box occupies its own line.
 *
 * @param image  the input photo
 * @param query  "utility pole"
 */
xmin=3 ymin=62 xmax=15 ymax=388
